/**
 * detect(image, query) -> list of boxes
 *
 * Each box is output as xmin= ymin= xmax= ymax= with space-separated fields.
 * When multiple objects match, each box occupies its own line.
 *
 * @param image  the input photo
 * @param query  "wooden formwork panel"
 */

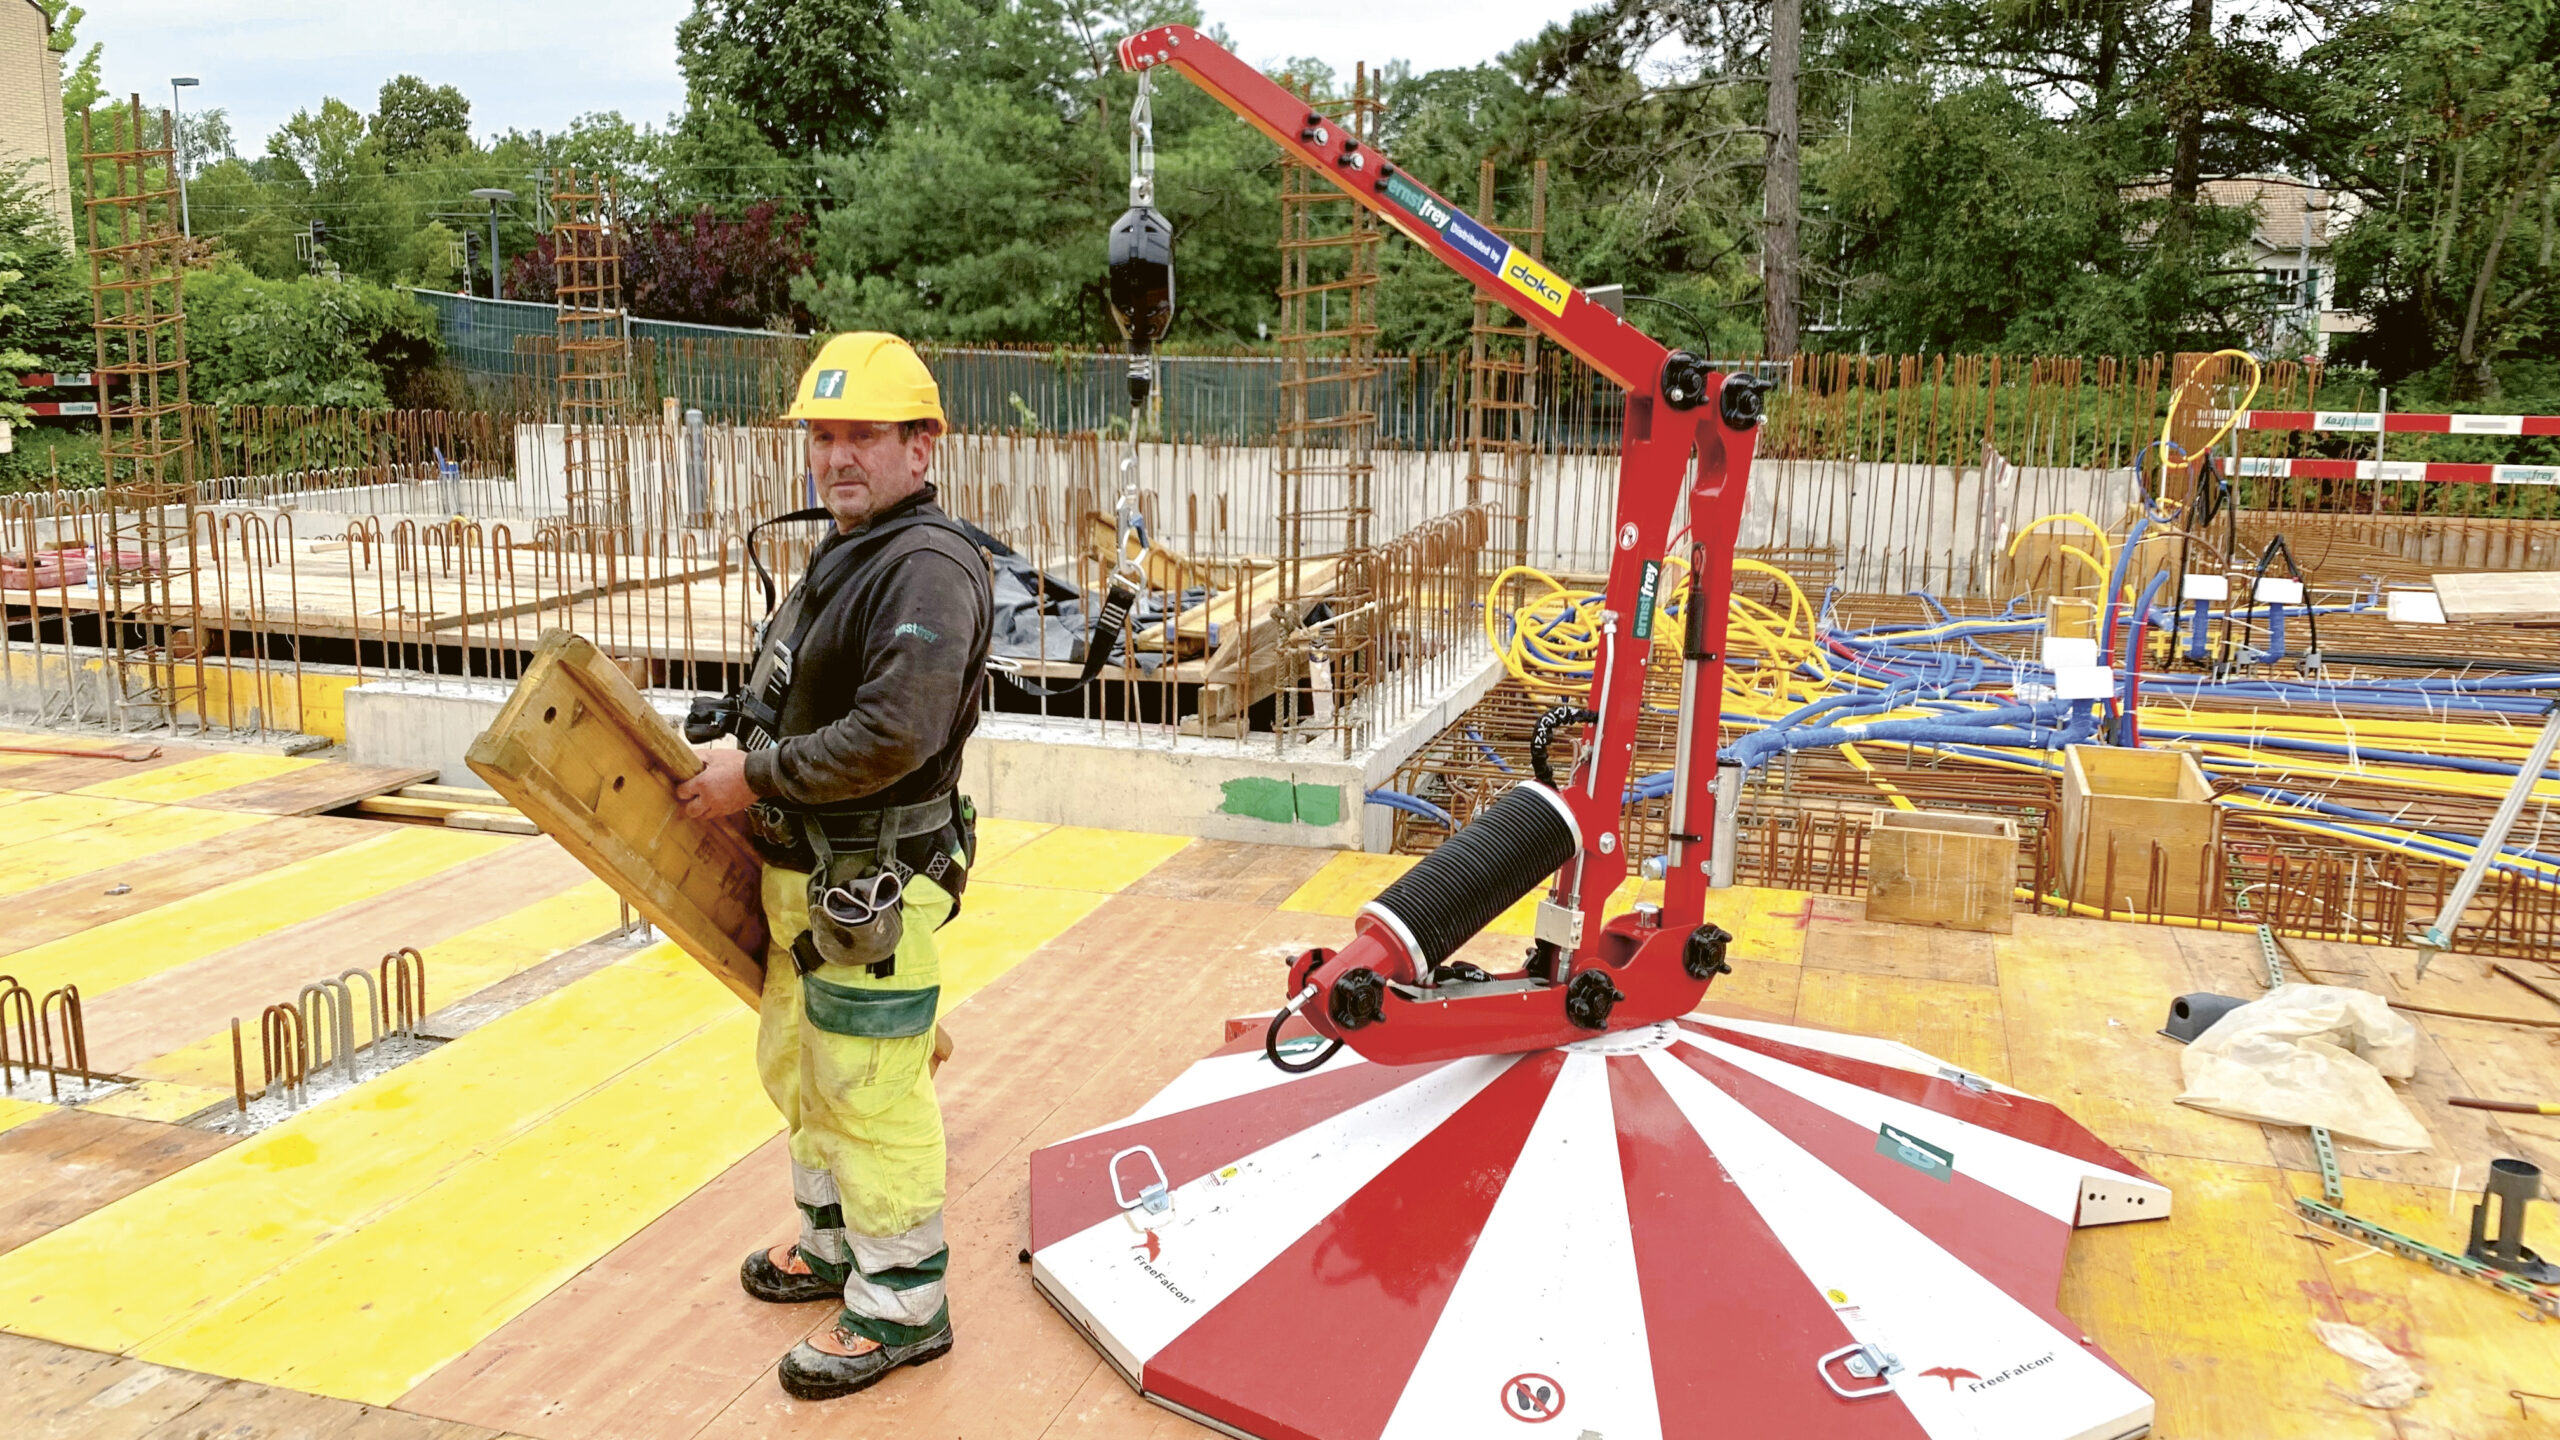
xmin=2059 ymin=744 xmax=2220 ymax=917
xmin=465 ymin=629 xmax=765 ymax=1005
xmin=1865 ymin=808 xmax=2017 ymax=933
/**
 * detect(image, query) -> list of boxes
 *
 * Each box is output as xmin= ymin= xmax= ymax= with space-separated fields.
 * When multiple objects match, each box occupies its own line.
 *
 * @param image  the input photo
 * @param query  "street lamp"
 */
xmin=469 ymin=188 xmax=513 ymax=300
xmin=170 ymin=77 xmax=200 ymax=238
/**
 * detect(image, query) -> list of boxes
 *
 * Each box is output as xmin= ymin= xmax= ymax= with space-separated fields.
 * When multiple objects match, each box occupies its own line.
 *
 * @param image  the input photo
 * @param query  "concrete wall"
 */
xmin=341 ymin=653 xmax=1505 ymax=852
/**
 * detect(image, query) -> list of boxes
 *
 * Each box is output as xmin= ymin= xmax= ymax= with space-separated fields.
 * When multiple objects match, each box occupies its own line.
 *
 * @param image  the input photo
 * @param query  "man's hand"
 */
xmin=678 ymin=746 xmax=758 ymax=820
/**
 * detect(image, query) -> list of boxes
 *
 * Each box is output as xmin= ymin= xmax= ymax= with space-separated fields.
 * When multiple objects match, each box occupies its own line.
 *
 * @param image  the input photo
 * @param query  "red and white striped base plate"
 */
xmin=1030 ymin=1014 xmax=2168 ymax=1440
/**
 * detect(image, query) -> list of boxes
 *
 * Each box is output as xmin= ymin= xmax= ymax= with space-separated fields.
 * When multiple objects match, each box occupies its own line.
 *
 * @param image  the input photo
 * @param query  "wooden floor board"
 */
xmin=178 ymin=762 xmax=438 ymax=817
xmin=0 ymin=1111 xmax=233 ymax=1256
xmin=1121 ymin=839 xmax=1336 ymax=906
xmin=76 ymin=840 xmax=592 ymax=1077
xmin=0 ymin=817 xmax=379 ymax=959
xmin=1 ymin=1331 xmax=227 ymax=1440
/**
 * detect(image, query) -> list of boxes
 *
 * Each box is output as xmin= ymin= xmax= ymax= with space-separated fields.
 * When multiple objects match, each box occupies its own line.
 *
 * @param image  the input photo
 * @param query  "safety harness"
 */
xmin=727 ymin=505 xmax=982 ymax=975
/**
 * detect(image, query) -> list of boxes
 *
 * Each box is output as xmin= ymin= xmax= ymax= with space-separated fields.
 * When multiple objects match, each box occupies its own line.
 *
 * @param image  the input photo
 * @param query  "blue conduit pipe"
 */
xmin=1364 ymin=789 xmax=1455 ymax=829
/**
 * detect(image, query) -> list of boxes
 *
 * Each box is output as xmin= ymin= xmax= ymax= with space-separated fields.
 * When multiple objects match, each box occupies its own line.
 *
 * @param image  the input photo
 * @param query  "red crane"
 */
xmin=1113 ymin=24 xmax=1768 ymax=1066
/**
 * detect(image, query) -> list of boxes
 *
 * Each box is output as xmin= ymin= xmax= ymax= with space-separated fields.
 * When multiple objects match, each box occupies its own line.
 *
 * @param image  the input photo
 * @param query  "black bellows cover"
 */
xmin=1369 ymin=785 xmax=1577 ymax=967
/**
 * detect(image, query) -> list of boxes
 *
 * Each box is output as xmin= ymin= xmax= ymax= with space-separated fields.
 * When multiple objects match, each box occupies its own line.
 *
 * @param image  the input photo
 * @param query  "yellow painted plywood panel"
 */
xmin=0 ymin=1096 xmax=49 ymax=1135
xmin=0 ymin=827 xmax=513 ymax=999
xmin=0 ymin=803 xmax=271 ymax=901
xmin=140 ymin=1011 xmax=774 ymax=1403
xmin=130 ymin=881 xmax=626 ymax=1090
xmin=0 ymin=943 xmax=732 ymax=1355
xmin=970 ymin=816 xmax=1055 ymax=868
xmin=75 ymin=753 xmax=321 ymax=804
xmin=1277 ymin=852 xmax=1418 ymax=916
xmin=970 ymin=826 xmax=1191 ymax=895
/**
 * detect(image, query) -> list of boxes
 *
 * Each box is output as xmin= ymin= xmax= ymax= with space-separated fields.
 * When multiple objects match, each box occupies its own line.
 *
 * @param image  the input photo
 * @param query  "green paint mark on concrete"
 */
xmin=1217 ymin=777 xmax=1346 ymax=827
xmin=1294 ymin=783 xmax=1342 ymax=828
xmin=1220 ymin=776 xmax=1298 ymax=824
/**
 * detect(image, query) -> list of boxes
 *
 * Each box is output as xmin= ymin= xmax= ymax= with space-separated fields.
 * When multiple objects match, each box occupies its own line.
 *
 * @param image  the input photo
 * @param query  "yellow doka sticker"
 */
xmin=1502 ymin=250 xmax=1572 ymax=316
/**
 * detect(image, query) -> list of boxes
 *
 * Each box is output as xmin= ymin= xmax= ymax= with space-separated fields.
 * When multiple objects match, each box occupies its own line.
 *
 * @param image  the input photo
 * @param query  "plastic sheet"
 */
xmin=2174 ymin=984 xmax=2430 ymax=1151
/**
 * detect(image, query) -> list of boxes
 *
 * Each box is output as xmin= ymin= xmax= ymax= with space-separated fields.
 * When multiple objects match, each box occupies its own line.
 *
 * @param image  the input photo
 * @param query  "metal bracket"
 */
xmin=1533 ymin=899 xmax=1583 ymax=951
xmin=2256 ymin=924 xmax=2284 ymax=990
xmin=1817 ymin=1342 xmax=1902 ymax=1398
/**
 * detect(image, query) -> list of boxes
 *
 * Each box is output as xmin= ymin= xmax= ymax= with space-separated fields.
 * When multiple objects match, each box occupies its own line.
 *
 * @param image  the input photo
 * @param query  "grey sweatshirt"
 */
xmin=741 ymin=487 xmax=992 ymax=810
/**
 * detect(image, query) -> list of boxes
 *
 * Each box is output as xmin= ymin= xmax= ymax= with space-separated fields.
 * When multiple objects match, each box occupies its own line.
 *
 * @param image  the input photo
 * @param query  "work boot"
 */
xmin=740 ymin=1243 xmax=842 ymax=1305
xmin=778 ymin=1312 xmax=955 ymax=1401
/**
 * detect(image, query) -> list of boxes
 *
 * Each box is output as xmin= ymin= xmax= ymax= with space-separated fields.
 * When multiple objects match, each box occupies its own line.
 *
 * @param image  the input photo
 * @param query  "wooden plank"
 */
xmin=0 ymin=749 xmax=198 ymax=794
xmin=0 ymin=1110 xmax=233 ymax=1256
xmin=2431 ymin=568 xmax=2560 ymax=622
xmin=1802 ymin=918 xmax=1999 ymax=985
xmin=402 ymin=891 xmax=1291 ymax=1440
xmin=0 ymin=817 xmax=376 ymax=959
xmin=0 ymin=1331 xmax=227 ymax=1440
xmin=181 ymin=763 xmax=440 ymax=817
xmin=2055 ymin=1155 xmax=2375 ymax=1440
xmin=74 ymin=841 xmax=596 ymax=1079
xmin=1123 ymin=838 xmax=1336 ymax=906
xmin=356 ymin=795 xmax=523 ymax=822
xmin=465 ymin=630 xmax=766 ymax=1008
xmin=1996 ymin=915 xmax=2279 ymax=1166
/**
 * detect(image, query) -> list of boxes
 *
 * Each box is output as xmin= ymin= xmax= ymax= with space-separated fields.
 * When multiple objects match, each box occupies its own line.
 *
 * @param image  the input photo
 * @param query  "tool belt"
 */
xmin=757 ymin=792 xmax=977 ymax=979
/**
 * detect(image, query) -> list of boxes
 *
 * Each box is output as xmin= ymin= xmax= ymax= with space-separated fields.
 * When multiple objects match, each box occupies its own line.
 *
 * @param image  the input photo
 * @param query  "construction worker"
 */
xmin=676 ymin=332 xmax=990 ymax=1401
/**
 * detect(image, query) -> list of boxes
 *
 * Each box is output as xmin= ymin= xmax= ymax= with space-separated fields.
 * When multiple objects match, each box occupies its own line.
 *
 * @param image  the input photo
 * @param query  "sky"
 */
xmin=69 ymin=2 xmax=1581 ymax=158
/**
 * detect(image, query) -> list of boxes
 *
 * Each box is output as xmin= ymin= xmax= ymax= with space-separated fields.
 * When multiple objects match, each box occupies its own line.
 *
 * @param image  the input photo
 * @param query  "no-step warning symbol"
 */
xmin=1500 ymin=1373 xmax=1564 ymax=1423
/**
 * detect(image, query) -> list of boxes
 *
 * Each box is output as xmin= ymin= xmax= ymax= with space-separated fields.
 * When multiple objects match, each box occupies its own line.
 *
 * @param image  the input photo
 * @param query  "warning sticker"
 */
xmin=1502 ymin=249 xmax=1573 ymax=316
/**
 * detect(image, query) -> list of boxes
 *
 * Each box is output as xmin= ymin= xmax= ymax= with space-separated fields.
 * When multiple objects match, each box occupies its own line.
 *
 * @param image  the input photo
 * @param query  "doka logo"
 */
xmin=1502 ymin=253 xmax=1572 ymax=316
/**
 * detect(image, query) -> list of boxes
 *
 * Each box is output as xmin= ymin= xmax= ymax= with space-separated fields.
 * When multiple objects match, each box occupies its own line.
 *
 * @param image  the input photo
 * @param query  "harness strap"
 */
xmin=995 ymin=568 xmax=1143 ymax=697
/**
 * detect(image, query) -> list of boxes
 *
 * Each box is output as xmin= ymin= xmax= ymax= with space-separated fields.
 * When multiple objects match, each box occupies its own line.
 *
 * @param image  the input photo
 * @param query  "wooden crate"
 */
xmin=466 ymin=629 xmax=766 ymax=1006
xmin=2059 ymin=744 xmax=2220 ymax=917
xmin=1865 ymin=809 xmax=2017 ymax=933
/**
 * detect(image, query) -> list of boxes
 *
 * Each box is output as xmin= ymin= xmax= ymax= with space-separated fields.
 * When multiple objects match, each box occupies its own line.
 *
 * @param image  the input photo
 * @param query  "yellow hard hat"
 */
xmin=784 ymin=331 xmax=945 ymax=424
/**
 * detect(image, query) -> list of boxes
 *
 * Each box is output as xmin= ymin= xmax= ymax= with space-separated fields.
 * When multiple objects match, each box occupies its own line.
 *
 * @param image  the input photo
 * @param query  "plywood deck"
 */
xmin=0 ymin=787 xmax=2555 ymax=1438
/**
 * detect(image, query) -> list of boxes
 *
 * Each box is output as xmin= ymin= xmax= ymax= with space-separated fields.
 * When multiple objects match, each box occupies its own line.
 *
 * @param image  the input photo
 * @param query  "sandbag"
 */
xmin=2175 ymin=983 xmax=2431 ymax=1151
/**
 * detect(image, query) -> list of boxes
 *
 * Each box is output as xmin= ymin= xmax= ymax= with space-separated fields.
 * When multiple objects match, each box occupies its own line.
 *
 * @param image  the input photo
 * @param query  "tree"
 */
xmin=508 ymin=200 xmax=816 ymax=329
xmin=371 ymin=76 xmax=473 ymax=166
xmin=797 ymin=0 xmax=1280 ymax=347
xmin=183 ymin=265 xmax=443 ymax=408
xmin=677 ymin=0 xmax=895 ymax=159
xmin=2307 ymin=0 xmax=2560 ymax=396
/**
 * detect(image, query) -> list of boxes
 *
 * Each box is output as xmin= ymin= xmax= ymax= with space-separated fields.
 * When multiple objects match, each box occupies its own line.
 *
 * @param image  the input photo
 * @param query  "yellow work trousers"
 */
xmin=756 ymin=864 xmax=951 ymax=1344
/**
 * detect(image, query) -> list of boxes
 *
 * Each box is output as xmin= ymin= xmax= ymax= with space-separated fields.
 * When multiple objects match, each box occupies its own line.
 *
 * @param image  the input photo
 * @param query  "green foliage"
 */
xmin=677 ymin=0 xmax=895 ymax=160
xmin=2308 ymin=0 xmax=2560 ymax=395
xmin=0 ymin=170 xmax=94 ymax=369
xmin=1824 ymin=80 xmax=2256 ymax=354
xmin=797 ymin=1 xmax=1280 ymax=347
xmin=183 ymin=266 xmax=443 ymax=408
xmin=371 ymin=77 xmax=474 ymax=166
